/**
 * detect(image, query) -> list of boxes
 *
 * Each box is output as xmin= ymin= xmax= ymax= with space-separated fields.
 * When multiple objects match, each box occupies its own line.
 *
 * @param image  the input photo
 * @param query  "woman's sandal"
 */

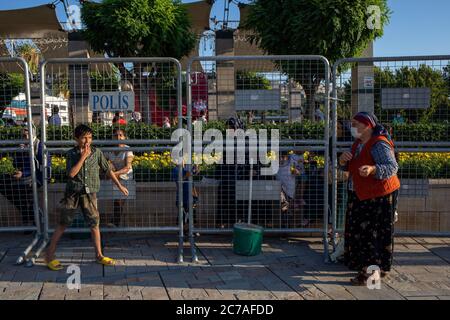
xmin=47 ymin=259 xmax=64 ymax=271
xmin=96 ymin=256 xmax=116 ymax=266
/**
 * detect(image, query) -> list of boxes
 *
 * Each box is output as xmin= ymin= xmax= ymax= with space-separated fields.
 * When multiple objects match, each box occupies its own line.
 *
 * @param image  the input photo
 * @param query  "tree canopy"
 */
xmin=81 ymin=0 xmax=197 ymax=59
xmin=242 ymin=0 xmax=391 ymax=118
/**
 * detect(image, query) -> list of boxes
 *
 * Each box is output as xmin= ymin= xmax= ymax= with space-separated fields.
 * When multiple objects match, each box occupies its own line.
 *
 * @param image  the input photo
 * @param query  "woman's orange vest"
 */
xmin=348 ymin=135 xmax=400 ymax=201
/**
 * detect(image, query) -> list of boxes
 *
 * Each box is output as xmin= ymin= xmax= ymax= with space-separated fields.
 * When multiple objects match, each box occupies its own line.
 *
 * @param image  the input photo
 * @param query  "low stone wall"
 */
xmin=396 ymin=179 xmax=450 ymax=233
xmin=1 ymin=179 xmax=449 ymax=233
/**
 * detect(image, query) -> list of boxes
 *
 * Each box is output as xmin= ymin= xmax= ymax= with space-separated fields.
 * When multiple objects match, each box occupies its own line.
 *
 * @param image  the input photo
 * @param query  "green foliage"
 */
xmin=391 ymin=123 xmax=449 ymax=142
xmin=2 ymin=120 xmax=447 ymax=142
xmin=0 ymin=157 xmax=15 ymax=175
xmin=236 ymin=71 xmax=271 ymax=90
xmin=242 ymin=0 xmax=390 ymax=118
xmin=398 ymin=153 xmax=450 ymax=179
xmin=81 ymin=0 xmax=196 ymax=59
xmin=374 ymin=65 xmax=450 ymax=123
xmin=0 ymin=73 xmax=24 ymax=106
xmin=15 ymin=42 xmax=41 ymax=75
xmin=89 ymin=66 xmax=120 ymax=92
xmin=242 ymin=0 xmax=390 ymax=66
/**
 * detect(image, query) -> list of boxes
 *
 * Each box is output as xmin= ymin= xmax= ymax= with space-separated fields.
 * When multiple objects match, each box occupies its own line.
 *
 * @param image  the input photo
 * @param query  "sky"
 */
xmin=1 ymin=0 xmax=450 ymax=57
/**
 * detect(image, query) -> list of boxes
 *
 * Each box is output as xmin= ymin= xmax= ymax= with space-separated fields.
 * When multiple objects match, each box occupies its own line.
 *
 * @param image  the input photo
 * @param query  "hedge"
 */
xmin=1 ymin=121 xmax=449 ymax=142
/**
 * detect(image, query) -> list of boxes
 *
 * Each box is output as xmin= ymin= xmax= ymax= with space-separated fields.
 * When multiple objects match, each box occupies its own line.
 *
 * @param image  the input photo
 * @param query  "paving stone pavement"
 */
xmin=0 ymin=234 xmax=449 ymax=300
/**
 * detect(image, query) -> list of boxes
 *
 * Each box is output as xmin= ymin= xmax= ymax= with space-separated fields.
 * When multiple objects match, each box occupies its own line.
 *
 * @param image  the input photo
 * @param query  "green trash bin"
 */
xmin=233 ymin=223 xmax=263 ymax=256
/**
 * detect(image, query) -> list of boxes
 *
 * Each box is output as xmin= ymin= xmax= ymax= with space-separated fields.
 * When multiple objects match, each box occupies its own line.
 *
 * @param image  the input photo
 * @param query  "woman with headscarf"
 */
xmin=338 ymin=112 xmax=400 ymax=285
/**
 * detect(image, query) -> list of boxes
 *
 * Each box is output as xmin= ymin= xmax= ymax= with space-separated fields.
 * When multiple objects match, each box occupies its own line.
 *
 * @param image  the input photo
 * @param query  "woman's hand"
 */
xmin=339 ymin=152 xmax=353 ymax=166
xmin=118 ymin=184 xmax=129 ymax=196
xmin=359 ymin=165 xmax=376 ymax=177
xmin=13 ymin=171 xmax=23 ymax=180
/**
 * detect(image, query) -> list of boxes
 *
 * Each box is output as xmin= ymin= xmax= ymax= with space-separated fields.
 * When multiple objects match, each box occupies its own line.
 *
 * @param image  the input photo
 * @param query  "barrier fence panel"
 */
xmin=187 ymin=55 xmax=331 ymax=262
xmin=41 ymin=57 xmax=186 ymax=263
xmin=332 ymin=55 xmax=450 ymax=245
xmin=0 ymin=57 xmax=42 ymax=265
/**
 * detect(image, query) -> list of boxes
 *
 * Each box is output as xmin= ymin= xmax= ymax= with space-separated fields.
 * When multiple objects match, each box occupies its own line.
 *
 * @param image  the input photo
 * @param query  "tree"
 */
xmin=236 ymin=71 xmax=271 ymax=90
xmin=0 ymin=73 xmax=24 ymax=106
xmin=242 ymin=0 xmax=391 ymax=119
xmin=81 ymin=0 xmax=196 ymax=58
xmin=374 ymin=65 xmax=449 ymax=123
xmin=80 ymin=0 xmax=197 ymax=121
xmin=15 ymin=42 xmax=42 ymax=76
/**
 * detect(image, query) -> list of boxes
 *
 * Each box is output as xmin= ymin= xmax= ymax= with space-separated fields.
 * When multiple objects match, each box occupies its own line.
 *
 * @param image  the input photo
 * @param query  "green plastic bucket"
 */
xmin=233 ymin=223 xmax=263 ymax=256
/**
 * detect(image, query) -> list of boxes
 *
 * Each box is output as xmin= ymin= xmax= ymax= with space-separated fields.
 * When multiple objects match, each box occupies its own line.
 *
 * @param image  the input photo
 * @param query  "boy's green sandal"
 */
xmin=96 ymin=256 xmax=116 ymax=266
xmin=47 ymin=259 xmax=64 ymax=271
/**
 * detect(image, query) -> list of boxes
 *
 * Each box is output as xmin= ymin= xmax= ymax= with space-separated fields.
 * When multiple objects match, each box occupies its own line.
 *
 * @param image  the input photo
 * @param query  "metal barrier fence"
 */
xmin=2 ymin=54 xmax=448 ymax=266
xmin=186 ymin=55 xmax=331 ymax=262
xmin=0 ymin=57 xmax=42 ymax=265
xmin=331 ymin=55 xmax=450 ymax=249
xmin=40 ymin=58 xmax=186 ymax=263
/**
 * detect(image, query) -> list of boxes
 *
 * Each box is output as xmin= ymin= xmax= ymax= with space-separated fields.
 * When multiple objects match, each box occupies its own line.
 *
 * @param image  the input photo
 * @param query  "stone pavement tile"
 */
xmin=103 ymin=284 xmax=133 ymax=300
xmin=410 ymin=272 xmax=450 ymax=282
xmin=125 ymin=285 xmax=144 ymax=300
xmin=39 ymin=282 xmax=68 ymax=300
xmin=403 ymin=244 xmax=429 ymax=251
xmin=344 ymin=284 xmax=406 ymax=300
xmin=423 ymin=265 xmax=450 ymax=274
xmin=204 ymin=288 xmax=236 ymax=300
xmin=438 ymin=296 xmax=450 ymax=300
xmin=217 ymin=271 xmax=243 ymax=282
xmin=395 ymin=237 xmax=419 ymax=245
xmin=394 ymin=253 xmax=444 ymax=266
xmin=216 ymin=279 xmax=254 ymax=293
xmin=35 ymin=270 xmax=59 ymax=282
xmin=140 ymin=286 xmax=169 ymax=300
xmin=426 ymin=246 xmax=450 ymax=263
xmin=11 ymin=268 xmax=38 ymax=282
xmin=415 ymin=238 xmax=449 ymax=245
xmin=216 ymin=278 xmax=270 ymax=299
xmin=187 ymin=278 xmax=222 ymax=289
xmin=166 ymin=287 xmax=187 ymax=300
xmin=258 ymin=274 xmax=304 ymax=300
xmin=181 ymin=288 xmax=210 ymax=300
xmin=313 ymin=284 xmax=356 ymax=300
xmin=0 ymin=269 xmax=17 ymax=282
xmin=234 ymin=266 xmax=272 ymax=279
xmin=268 ymin=268 xmax=330 ymax=300
xmin=65 ymin=284 xmax=104 ymax=300
xmin=234 ymin=290 xmax=278 ymax=300
xmin=0 ymin=282 xmax=42 ymax=300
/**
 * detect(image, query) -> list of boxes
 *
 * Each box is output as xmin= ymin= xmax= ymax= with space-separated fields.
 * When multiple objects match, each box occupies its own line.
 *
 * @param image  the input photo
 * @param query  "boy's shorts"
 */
xmin=60 ymin=192 xmax=100 ymax=228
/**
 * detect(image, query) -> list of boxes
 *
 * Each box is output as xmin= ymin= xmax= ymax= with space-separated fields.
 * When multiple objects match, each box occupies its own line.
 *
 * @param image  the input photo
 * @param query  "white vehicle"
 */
xmin=3 ymin=93 xmax=70 ymax=126
xmin=44 ymin=95 xmax=70 ymax=126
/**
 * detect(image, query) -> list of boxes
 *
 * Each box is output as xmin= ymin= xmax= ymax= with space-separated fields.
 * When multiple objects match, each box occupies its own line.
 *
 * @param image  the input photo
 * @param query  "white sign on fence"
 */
xmin=89 ymin=91 xmax=134 ymax=112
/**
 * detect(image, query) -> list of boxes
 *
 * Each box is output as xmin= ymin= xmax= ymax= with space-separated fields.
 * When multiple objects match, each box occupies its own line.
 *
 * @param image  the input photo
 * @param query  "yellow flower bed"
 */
xmin=2 ymin=151 xmax=449 ymax=181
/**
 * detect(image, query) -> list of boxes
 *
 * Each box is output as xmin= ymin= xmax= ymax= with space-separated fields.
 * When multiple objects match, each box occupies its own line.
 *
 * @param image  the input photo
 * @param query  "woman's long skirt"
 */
xmin=344 ymin=191 xmax=396 ymax=273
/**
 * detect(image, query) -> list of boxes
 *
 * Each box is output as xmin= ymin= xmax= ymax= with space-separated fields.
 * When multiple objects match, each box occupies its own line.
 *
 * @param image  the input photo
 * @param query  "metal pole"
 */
xmin=187 ymin=61 xmax=198 ymax=263
xmin=247 ymin=159 xmax=254 ymax=225
xmin=322 ymin=58 xmax=331 ymax=263
xmin=331 ymin=62 xmax=339 ymax=254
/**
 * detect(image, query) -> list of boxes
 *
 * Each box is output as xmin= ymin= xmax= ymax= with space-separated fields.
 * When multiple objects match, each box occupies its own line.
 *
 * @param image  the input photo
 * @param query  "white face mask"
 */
xmin=351 ymin=127 xmax=362 ymax=139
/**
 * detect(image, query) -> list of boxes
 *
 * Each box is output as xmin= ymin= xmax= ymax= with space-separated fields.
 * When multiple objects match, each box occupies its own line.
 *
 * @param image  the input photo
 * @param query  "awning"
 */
xmin=183 ymin=1 xmax=212 ymax=34
xmin=235 ymin=5 xmax=275 ymax=72
xmin=0 ymin=4 xmax=66 ymax=39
